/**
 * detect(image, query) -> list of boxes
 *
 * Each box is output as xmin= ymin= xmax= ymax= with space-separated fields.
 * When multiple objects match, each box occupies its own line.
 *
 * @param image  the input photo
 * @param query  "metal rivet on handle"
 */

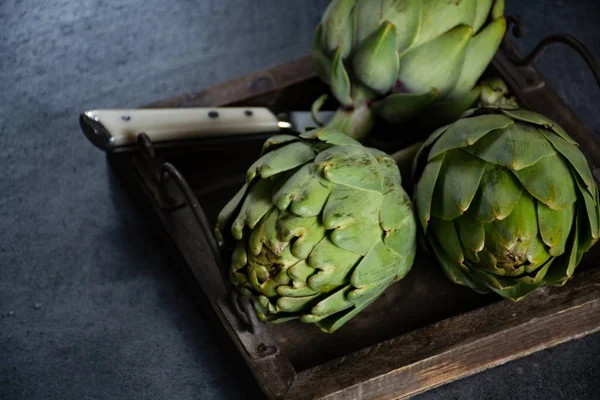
xmin=208 ymin=111 xmax=219 ymax=118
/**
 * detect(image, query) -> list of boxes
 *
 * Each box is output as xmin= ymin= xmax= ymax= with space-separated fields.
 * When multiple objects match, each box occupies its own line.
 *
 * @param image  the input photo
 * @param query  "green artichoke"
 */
xmin=413 ymin=105 xmax=600 ymax=300
xmin=215 ymin=129 xmax=416 ymax=332
xmin=313 ymin=0 xmax=507 ymax=139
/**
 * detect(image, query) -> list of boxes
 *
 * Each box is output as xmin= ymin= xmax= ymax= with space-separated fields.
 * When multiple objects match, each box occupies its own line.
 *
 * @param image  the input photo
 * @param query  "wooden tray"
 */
xmin=104 ymin=21 xmax=600 ymax=400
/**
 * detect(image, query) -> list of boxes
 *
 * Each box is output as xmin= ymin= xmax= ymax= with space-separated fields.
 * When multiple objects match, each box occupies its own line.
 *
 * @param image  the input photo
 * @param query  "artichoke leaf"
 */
xmin=512 ymin=153 xmax=577 ymax=211
xmin=473 ymin=0 xmax=494 ymax=33
xmin=422 ymin=123 xmax=453 ymax=149
xmin=355 ymin=0 xmax=421 ymax=53
xmin=350 ymin=240 xmax=403 ymax=289
xmin=215 ymin=183 xmax=248 ymax=244
xmin=276 ymin=293 xmax=322 ymax=313
xmin=231 ymin=179 xmax=273 ymax=239
xmin=369 ymin=147 xmax=403 ymax=190
xmin=575 ymin=177 xmax=600 ymax=250
xmin=354 ymin=0 xmax=384 ymax=46
xmin=247 ymin=141 xmax=315 ymax=181
xmin=324 ymin=185 xmax=383 ymax=254
xmin=348 ymin=274 xmax=396 ymax=304
xmin=249 ymin=208 xmax=283 ymax=256
xmin=489 ymin=280 xmax=547 ymax=301
xmin=414 ymin=0 xmax=477 ymax=46
xmin=450 ymin=16 xmax=506 ymax=98
xmin=307 ymin=237 xmax=361 ymax=292
xmin=252 ymin=295 xmax=275 ymax=321
xmin=538 ymin=202 xmax=575 ymax=256
xmin=321 ymin=0 xmax=356 ymax=57
xmin=301 ymin=285 xmax=354 ymax=324
xmin=381 ymin=188 xmax=417 ymax=257
xmin=352 ymin=21 xmax=399 ymax=94
xmin=254 ymin=259 xmax=295 ymax=298
xmin=315 ymin=144 xmax=383 ymax=192
xmin=464 ymin=123 xmax=556 ymax=170
xmin=398 ymin=25 xmax=472 ymax=97
xmin=544 ymin=216 xmax=580 ymax=286
xmin=429 ymin=234 xmax=490 ymax=293
xmin=467 ymin=164 xmax=523 ymax=223
xmin=472 ymin=247 xmax=515 ymax=276
xmin=430 ymin=217 xmax=464 ymax=265
xmin=277 ymin=214 xmax=326 ymax=260
xmin=262 ymin=134 xmax=301 ymax=153
xmin=413 ymin=123 xmax=451 ymax=176
xmin=454 ymin=215 xmax=485 ymax=263
xmin=539 ymin=128 xmax=593 ymax=190
xmin=507 ymin=251 xmax=555 ymax=285
xmin=414 ymin=153 xmax=445 ymax=232
xmin=331 ymin=219 xmax=382 ymax=256
xmin=316 ymin=290 xmax=382 ymax=333
xmin=431 ymin=149 xmax=487 ymax=220
xmin=231 ymin=240 xmax=248 ymax=271
xmin=312 ymin=24 xmax=333 ymax=83
xmin=524 ymin=235 xmax=554 ymax=272
xmin=330 ymin=47 xmax=353 ymax=106
xmin=428 ymin=114 xmax=514 ymax=160
xmin=301 ymin=128 xmax=362 ymax=146
xmin=273 ymin=164 xmax=333 ymax=218
xmin=277 ymin=284 xmax=320 ymax=298
xmin=500 ymin=109 xmax=577 ymax=145
xmin=491 ymin=0 xmax=505 ymax=19
xmin=285 ymin=260 xmax=318 ymax=287
xmin=490 ymin=191 xmax=538 ymax=249
xmin=469 ymin=265 xmax=522 ymax=292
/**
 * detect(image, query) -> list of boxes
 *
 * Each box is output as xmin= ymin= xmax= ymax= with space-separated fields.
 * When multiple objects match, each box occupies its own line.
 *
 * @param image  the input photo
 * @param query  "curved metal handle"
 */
xmin=503 ymin=15 xmax=600 ymax=88
xmin=160 ymin=162 xmax=261 ymax=333
xmin=160 ymin=163 xmax=222 ymax=262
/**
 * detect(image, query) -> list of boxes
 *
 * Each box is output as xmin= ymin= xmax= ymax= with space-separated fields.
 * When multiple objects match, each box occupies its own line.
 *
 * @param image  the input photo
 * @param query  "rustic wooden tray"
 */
xmin=103 ymin=21 xmax=600 ymax=400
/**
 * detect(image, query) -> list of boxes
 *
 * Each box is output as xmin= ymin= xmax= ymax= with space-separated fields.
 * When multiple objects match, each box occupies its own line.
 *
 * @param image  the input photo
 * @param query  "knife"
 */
xmin=79 ymin=107 xmax=334 ymax=152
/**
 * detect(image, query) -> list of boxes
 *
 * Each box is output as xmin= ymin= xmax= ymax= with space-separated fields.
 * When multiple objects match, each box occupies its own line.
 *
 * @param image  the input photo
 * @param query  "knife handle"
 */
xmin=80 ymin=107 xmax=287 ymax=151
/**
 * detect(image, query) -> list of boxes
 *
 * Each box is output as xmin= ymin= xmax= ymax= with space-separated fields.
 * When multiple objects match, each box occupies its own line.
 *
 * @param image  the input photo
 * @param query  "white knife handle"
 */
xmin=80 ymin=107 xmax=287 ymax=151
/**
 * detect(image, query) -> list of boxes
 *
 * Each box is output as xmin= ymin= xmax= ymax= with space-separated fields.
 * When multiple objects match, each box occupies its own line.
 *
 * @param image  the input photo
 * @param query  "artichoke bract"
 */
xmin=413 ymin=106 xmax=600 ymax=300
xmin=313 ymin=0 xmax=506 ymax=139
xmin=215 ymin=129 xmax=416 ymax=333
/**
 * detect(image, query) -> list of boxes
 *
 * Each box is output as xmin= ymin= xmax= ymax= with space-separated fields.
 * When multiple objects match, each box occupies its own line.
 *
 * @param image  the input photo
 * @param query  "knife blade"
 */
xmin=79 ymin=107 xmax=334 ymax=152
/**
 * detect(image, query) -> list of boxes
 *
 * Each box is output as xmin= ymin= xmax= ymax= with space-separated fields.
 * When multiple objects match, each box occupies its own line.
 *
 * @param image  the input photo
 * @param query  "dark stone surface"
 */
xmin=0 ymin=0 xmax=598 ymax=399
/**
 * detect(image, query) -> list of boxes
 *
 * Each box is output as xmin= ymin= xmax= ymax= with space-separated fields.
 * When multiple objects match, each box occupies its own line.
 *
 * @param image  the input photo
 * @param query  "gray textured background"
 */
xmin=1 ymin=0 xmax=599 ymax=399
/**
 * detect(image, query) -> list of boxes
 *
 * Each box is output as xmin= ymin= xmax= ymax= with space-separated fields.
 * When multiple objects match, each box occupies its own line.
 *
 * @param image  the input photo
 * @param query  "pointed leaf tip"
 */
xmin=352 ymin=21 xmax=399 ymax=94
xmin=330 ymin=47 xmax=353 ymax=106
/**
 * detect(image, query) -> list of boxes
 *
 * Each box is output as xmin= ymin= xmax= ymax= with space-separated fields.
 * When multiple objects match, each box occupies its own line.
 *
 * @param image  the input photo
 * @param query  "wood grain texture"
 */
xmin=143 ymin=55 xmax=316 ymax=109
xmin=285 ymin=268 xmax=600 ymax=400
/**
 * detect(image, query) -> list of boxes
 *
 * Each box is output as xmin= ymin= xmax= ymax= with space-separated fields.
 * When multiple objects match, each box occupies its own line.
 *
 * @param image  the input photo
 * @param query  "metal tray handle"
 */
xmin=503 ymin=15 xmax=600 ymax=88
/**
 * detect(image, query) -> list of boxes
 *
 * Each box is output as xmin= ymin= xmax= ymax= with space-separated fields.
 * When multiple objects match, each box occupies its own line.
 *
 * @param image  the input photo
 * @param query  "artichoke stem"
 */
xmin=325 ymin=102 xmax=375 ymax=141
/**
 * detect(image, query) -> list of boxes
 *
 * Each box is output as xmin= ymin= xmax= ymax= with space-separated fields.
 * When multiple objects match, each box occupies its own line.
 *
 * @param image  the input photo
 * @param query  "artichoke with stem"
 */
xmin=312 ymin=0 xmax=507 ymax=140
xmin=412 ymin=80 xmax=600 ymax=300
xmin=215 ymin=129 xmax=417 ymax=333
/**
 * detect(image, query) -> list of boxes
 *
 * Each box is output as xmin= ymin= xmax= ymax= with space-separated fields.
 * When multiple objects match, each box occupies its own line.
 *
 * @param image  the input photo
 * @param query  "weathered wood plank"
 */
xmin=285 ymin=267 xmax=600 ymax=399
xmin=143 ymin=55 xmax=316 ymax=109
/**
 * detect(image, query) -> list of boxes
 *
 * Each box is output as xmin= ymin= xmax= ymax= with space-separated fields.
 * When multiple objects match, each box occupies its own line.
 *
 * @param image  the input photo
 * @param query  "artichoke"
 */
xmin=215 ymin=129 xmax=416 ymax=332
xmin=313 ymin=0 xmax=507 ymax=139
xmin=413 ymin=104 xmax=600 ymax=300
